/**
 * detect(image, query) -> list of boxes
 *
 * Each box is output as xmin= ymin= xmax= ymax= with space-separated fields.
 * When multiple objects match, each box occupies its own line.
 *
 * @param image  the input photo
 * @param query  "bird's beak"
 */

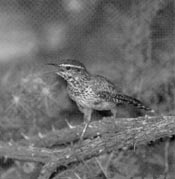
xmin=46 ymin=63 xmax=63 ymax=76
xmin=47 ymin=63 xmax=59 ymax=67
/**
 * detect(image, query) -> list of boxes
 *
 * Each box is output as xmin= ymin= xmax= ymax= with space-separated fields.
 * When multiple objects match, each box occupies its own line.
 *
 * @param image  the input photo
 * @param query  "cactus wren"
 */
xmin=48 ymin=59 xmax=153 ymax=140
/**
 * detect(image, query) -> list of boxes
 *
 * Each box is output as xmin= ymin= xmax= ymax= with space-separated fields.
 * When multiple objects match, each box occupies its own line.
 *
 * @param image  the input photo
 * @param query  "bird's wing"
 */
xmin=97 ymin=91 xmax=153 ymax=111
xmin=90 ymin=75 xmax=153 ymax=111
xmin=90 ymin=75 xmax=121 ymax=94
xmin=96 ymin=91 xmax=123 ymax=104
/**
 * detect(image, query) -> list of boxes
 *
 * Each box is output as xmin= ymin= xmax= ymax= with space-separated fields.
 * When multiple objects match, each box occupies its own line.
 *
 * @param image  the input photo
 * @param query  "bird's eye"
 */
xmin=66 ymin=66 xmax=71 ymax=70
xmin=77 ymin=68 xmax=81 ymax=72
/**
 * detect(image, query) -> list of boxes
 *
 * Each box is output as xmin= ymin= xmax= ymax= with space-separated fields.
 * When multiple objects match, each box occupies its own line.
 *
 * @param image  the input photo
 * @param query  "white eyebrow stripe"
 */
xmin=60 ymin=64 xmax=84 ymax=69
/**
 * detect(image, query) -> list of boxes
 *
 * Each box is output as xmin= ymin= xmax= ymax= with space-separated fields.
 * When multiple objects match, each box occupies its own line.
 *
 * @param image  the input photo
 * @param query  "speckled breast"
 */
xmin=67 ymin=83 xmax=115 ymax=110
xmin=67 ymin=83 xmax=96 ymax=107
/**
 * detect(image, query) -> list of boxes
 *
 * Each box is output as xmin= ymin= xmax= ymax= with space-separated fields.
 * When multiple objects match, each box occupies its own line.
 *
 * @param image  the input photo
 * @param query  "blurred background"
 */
xmin=0 ymin=0 xmax=175 ymax=178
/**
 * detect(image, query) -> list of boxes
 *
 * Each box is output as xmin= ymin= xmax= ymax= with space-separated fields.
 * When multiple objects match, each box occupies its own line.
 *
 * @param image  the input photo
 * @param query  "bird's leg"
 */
xmin=111 ymin=108 xmax=118 ymax=128
xmin=77 ymin=104 xmax=92 ymax=140
xmin=111 ymin=108 xmax=117 ymax=118
xmin=80 ymin=109 xmax=92 ymax=140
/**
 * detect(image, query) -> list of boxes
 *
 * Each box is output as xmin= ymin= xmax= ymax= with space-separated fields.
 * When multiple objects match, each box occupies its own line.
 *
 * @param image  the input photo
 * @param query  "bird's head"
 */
xmin=47 ymin=59 xmax=89 ymax=82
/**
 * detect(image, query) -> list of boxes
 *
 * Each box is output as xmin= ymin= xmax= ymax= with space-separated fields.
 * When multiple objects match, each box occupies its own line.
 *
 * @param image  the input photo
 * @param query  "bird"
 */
xmin=47 ymin=59 xmax=154 ymax=140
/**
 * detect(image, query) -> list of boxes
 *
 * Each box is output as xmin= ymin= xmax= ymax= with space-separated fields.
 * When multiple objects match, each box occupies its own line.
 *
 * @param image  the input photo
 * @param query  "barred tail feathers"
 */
xmin=113 ymin=94 xmax=154 ymax=112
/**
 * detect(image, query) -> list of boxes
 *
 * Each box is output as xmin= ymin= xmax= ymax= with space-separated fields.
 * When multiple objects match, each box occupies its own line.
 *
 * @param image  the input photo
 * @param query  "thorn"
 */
xmin=8 ymin=139 xmax=14 ymax=146
xmin=161 ymin=115 xmax=167 ymax=120
xmin=142 ymin=121 xmax=147 ymax=125
xmin=29 ymin=144 xmax=34 ymax=149
xmin=150 ymin=109 xmax=155 ymax=113
xmin=65 ymin=118 xmax=76 ymax=129
xmin=96 ymin=132 xmax=100 ymax=136
xmin=38 ymin=132 xmax=45 ymax=138
xmin=99 ymin=149 xmax=103 ymax=153
xmin=74 ymin=173 xmax=81 ymax=179
xmin=145 ymin=114 xmax=148 ymax=119
xmin=66 ymin=155 xmax=70 ymax=159
xmin=88 ymin=124 xmax=93 ymax=128
xmin=8 ymin=142 xmax=12 ymax=146
xmin=123 ymin=146 xmax=128 ymax=150
xmin=144 ymin=114 xmax=151 ymax=119
xmin=21 ymin=132 xmax=30 ymax=140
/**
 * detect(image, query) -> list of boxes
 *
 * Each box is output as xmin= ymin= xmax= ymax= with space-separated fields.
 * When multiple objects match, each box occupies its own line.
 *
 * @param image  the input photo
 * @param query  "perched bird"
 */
xmin=48 ymin=59 xmax=153 ymax=140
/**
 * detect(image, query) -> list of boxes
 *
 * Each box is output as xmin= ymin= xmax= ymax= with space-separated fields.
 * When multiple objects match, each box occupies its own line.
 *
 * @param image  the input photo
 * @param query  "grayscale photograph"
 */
xmin=0 ymin=0 xmax=174 ymax=179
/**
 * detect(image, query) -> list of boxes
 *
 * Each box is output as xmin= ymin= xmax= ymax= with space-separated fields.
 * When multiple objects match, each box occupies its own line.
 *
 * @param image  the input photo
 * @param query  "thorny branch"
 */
xmin=0 ymin=115 xmax=175 ymax=179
